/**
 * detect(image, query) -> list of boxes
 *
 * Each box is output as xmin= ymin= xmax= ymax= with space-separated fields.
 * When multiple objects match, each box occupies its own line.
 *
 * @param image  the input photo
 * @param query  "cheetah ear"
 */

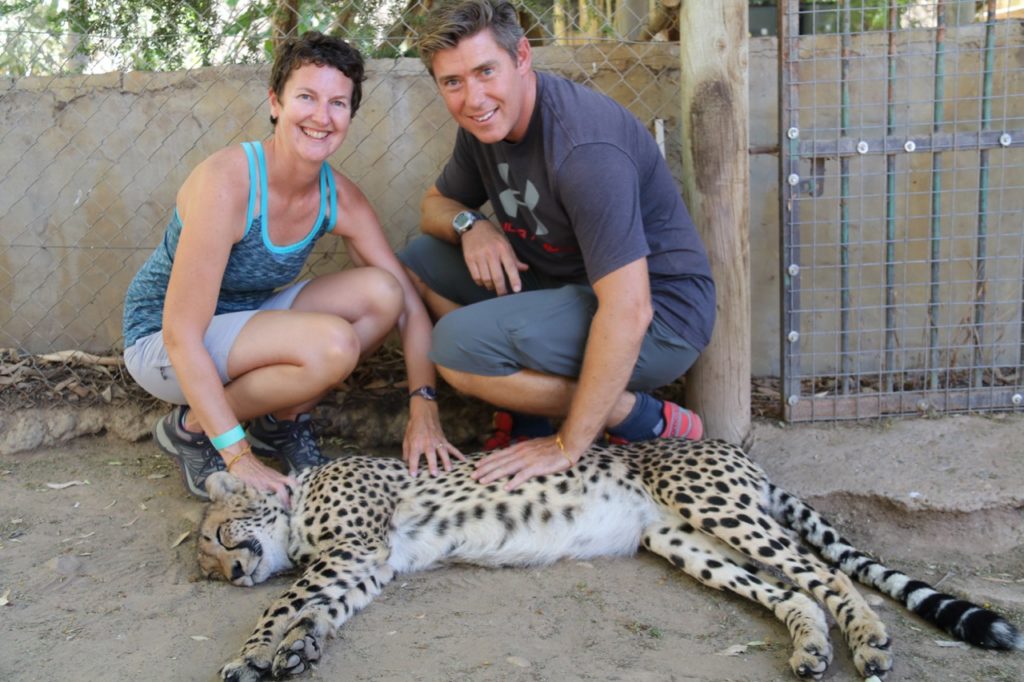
xmin=205 ymin=471 xmax=247 ymax=502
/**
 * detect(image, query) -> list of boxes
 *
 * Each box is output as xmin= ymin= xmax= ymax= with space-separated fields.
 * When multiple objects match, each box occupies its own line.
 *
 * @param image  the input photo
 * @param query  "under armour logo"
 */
xmin=496 ymin=163 xmax=548 ymax=236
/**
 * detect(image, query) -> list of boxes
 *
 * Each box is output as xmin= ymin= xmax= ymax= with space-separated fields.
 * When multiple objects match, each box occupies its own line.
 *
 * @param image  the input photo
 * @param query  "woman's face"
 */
xmin=269 ymin=62 xmax=355 ymax=162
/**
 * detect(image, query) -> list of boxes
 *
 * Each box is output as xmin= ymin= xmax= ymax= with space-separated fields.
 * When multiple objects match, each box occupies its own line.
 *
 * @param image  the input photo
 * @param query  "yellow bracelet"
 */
xmin=555 ymin=434 xmax=573 ymax=468
xmin=225 ymin=446 xmax=252 ymax=473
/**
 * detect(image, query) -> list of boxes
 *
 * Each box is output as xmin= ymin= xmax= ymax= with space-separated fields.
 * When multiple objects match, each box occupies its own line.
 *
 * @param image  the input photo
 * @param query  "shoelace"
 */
xmin=202 ymin=449 xmax=226 ymax=473
xmin=290 ymin=420 xmax=326 ymax=463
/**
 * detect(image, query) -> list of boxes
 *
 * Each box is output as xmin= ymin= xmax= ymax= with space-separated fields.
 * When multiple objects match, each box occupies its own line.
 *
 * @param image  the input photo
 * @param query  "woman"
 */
xmin=123 ymin=32 xmax=460 ymax=502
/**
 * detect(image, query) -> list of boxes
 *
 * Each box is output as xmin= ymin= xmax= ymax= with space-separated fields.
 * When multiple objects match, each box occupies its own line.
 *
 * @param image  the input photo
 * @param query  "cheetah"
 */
xmin=198 ymin=439 xmax=1022 ymax=681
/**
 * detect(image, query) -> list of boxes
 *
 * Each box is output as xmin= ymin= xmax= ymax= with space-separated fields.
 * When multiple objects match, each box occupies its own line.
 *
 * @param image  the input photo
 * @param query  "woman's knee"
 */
xmin=362 ymin=267 xmax=404 ymax=322
xmin=312 ymin=318 xmax=361 ymax=385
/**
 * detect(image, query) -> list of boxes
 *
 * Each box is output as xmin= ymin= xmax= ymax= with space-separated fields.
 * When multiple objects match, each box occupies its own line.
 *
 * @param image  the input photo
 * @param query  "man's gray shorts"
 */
xmin=398 ymin=236 xmax=697 ymax=392
xmin=123 ymin=281 xmax=309 ymax=404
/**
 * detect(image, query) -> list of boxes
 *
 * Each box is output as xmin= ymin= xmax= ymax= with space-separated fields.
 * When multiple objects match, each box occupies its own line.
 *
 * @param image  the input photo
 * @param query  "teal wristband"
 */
xmin=210 ymin=424 xmax=245 ymax=450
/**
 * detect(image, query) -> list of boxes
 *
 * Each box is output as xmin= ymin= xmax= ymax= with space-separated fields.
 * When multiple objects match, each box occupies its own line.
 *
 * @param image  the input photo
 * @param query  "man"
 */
xmin=399 ymin=0 xmax=715 ymax=489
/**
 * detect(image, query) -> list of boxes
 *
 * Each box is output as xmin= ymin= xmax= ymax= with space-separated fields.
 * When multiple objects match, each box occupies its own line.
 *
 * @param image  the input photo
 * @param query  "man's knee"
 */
xmin=435 ymin=363 xmax=471 ymax=392
xmin=431 ymin=306 xmax=514 ymax=377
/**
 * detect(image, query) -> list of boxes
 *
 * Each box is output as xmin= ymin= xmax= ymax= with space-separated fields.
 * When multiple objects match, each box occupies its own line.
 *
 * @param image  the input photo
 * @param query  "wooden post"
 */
xmin=677 ymin=0 xmax=751 ymax=446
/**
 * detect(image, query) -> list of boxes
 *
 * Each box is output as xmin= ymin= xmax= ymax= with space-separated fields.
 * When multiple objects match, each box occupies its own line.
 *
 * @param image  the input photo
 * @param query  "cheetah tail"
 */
xmin=763 ymin=483 xmax=1024 ymax=651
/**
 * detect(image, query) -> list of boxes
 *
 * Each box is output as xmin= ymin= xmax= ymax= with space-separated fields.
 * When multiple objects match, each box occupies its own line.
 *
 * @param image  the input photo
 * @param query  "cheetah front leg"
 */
xmin=270 ymin=563 xmax=395 ymax=678
xmin=221 ymin=540 xmax=391 ymax=682
xmin=642 ymin=520 xmax=834 ymax=679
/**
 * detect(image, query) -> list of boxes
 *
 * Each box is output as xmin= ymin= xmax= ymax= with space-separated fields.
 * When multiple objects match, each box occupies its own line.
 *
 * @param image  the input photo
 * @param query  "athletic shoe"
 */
xmin=152 ymin=406 xmax=225 ymax=500
xmin=481 ymin=411 xmax=557 ymax=451
xmin=246 ymin=413 xmax=329 ymax=474
xmin=606 ymin=400 xmax=703 ymax=445
xmin=658 ymin=400 xmax=703 ymax=440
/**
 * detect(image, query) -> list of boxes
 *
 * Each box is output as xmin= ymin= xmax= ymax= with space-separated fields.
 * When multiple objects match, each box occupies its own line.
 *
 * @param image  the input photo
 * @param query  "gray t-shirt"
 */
xmin=436 ymin=72 xmax=715 ymax=350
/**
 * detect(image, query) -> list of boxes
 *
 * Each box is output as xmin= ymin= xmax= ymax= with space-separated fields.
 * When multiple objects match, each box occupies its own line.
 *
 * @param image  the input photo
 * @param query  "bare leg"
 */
xmin=289 ymin=268 xmax=404 ymax=360
xmin=184 ymin=267 xmax=404 ymax=428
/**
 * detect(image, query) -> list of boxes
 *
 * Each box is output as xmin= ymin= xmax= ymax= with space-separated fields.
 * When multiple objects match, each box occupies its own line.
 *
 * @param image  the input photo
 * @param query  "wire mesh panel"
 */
xmin=0 ymin=1 xmax=679 ymax=407
xmin=779 ymin=0 xmax=1024 ymax=420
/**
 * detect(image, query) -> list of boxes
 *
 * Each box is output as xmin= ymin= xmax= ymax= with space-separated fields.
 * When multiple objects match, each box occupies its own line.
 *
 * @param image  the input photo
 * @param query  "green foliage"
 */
xmin=2 ymin=0 xmax=224 ymax=74
xmin=0 ymin=0 xmax=66 ymax=76
xmin=2 ymin=0 xmax=981 ymax=76
xmin=0 ymin=0 xmax=429 ymax=76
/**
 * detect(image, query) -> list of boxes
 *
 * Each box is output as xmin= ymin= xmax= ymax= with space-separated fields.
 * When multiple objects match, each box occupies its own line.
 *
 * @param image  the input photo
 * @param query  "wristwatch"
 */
xmin=409 ymin=385 xmax=437 ymax=401
xmin=452 ymin=210 xmax=487 ymax=238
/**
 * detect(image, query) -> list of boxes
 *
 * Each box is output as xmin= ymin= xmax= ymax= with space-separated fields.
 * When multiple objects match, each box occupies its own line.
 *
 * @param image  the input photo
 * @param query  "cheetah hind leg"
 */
xmin=699 ymin=511 xmax=894 ymax=679
xmin=271 ymin=564 xmax=395 ymax=678
xmin=642 ymin=517 xmax=833 ymax=679
xmin=767 ymin=483 xmax=1024 ymax=652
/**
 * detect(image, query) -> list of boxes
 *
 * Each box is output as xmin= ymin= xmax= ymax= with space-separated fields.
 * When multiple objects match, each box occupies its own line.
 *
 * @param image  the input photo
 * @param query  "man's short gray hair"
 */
xmin=417 ymin=0 xmax=525 ymax=77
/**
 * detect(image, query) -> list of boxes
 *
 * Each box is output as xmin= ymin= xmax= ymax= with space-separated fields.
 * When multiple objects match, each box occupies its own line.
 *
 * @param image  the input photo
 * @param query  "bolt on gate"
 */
xmin=778 ymin=0 xmax=1024 ymax=421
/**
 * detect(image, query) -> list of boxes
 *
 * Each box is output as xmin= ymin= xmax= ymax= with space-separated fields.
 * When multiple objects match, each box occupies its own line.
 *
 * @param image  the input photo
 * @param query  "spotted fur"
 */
xmin=198 ymin=439 xmax=1022 ymax=681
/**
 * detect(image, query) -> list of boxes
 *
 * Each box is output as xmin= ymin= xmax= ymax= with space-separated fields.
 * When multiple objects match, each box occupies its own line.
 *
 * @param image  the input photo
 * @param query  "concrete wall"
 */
xmin=2 ymin=29 xmax=1021 ymax=378
xmin=0 ymin=43 xmax=686 ymax=356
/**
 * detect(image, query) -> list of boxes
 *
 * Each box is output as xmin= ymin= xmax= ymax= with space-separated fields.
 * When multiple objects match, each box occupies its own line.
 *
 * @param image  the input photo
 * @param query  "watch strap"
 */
xmin=409 ymin=385 xmax=437 ymax=401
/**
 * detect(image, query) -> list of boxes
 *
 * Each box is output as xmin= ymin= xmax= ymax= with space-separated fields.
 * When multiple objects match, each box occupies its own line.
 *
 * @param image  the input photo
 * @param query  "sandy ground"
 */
xmin=1 ymin=415 xmax=1023 ymax=682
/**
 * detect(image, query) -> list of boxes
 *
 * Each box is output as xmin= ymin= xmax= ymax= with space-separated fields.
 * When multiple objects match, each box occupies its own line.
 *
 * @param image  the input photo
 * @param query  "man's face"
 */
xmin=431 ymin=30 xmax=534 ymax=144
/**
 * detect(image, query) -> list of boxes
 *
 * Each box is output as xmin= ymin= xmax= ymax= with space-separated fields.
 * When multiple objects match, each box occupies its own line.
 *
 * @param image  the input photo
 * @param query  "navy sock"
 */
xmin=508 ymin=411 xmax=556 ymax=438
xmin=607 ymin=392 xmax=664 ymax=441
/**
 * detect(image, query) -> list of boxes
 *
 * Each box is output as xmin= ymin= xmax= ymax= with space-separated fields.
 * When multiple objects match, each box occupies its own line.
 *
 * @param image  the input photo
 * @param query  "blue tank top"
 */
xmin=123 ymin=141 xmax=337 ymax=347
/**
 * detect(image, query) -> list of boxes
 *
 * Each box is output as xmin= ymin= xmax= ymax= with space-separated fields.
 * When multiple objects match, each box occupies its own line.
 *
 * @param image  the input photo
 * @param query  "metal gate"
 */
xmin=778 ymin=0 xmax=1024 ymax=421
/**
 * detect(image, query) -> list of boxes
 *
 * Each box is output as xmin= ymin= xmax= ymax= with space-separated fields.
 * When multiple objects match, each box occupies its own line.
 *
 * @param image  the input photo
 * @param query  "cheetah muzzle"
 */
xmin=197 ymin=438 xmax=1022 ymax=681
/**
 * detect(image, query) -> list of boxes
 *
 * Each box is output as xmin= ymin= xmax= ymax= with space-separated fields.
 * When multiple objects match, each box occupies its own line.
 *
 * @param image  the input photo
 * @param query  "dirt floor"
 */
xmin=1 ymin=415 xmax=1022 ymax=682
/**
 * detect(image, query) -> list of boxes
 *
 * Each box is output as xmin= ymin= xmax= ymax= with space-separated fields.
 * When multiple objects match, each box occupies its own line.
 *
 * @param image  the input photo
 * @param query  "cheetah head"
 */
xmin=197 ymin=472 xmax=294 ymax=587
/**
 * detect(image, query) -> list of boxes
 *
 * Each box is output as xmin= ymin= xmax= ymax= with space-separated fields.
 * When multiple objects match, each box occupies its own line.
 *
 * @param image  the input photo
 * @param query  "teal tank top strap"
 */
xmin=252 ymin=141 xmax=327 ymax=254
xmin=240 ymin=142 xmax=259 ymax=238
xmin=253 ymin=142 xmax=272 ymax=248
xmin=322 ymin=161 xmax=338 ymax=234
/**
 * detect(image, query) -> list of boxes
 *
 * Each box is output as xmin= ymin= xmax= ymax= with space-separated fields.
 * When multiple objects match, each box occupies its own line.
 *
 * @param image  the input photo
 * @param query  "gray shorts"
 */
xmin=398 ymin=236 xmax=697 ymax=392
xmin=123 ymin=281 xmax=309 ymax=404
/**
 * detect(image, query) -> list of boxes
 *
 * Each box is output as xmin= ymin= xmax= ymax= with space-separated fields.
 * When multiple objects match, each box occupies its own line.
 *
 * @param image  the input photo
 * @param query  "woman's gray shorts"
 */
xmin=398 ymin=236 xmax=697 ymax=392
xmin=123 ymin=281 xmax=309 ymax=404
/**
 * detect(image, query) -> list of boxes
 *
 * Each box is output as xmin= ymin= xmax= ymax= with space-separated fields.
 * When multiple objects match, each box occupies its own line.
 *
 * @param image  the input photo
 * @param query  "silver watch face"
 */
xmin=453 ymin=211 xmax=477 ymax=234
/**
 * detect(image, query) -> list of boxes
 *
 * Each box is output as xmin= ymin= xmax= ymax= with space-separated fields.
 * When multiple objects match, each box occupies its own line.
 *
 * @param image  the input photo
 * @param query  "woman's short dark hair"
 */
xmin=269 ymin=31 xmax=366 ymax=125
xmin=417 ymin=0 xmax=525 ymax=77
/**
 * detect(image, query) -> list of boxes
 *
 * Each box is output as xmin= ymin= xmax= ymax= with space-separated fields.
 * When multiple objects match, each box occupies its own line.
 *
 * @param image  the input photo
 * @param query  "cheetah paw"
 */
xmin=272 ymin=629 xmax=322 ymax=677
xmin=789 ymin=641 xmax=832 ymax=680
xmin=220 ymin=655 xmax=271 ymax=682
xmin=853 ymin=636 xmax=893 ymax=679
xmin=849 ymin=620 xmax=893 ymax=679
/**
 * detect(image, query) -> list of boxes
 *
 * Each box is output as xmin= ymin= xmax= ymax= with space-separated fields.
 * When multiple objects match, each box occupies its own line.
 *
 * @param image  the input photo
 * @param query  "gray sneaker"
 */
xmin=246 ymin=413 xmax=329 ymax=474
xmin=153 ymin=406 xmax=225 ymax=500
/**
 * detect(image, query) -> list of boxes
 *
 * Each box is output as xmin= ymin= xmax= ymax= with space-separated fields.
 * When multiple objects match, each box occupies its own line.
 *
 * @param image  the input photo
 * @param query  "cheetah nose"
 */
xmin=231 ymin=561 xmax=245 ymax=581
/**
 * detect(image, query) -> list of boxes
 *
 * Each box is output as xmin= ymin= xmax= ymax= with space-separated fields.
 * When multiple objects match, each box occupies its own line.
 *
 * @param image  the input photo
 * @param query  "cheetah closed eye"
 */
xmin=198 ymin=439 xmax=1022 ymax=681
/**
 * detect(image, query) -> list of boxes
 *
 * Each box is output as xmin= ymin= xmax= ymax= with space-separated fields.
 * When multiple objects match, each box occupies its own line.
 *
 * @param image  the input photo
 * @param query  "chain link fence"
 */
xmin=4 ymin=1 xmax=1023 ymax=422
xmin=779 ymin=0 xmax=1024 ymax=420
xmin=0 ymin=0 xmax=680 ymax=408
